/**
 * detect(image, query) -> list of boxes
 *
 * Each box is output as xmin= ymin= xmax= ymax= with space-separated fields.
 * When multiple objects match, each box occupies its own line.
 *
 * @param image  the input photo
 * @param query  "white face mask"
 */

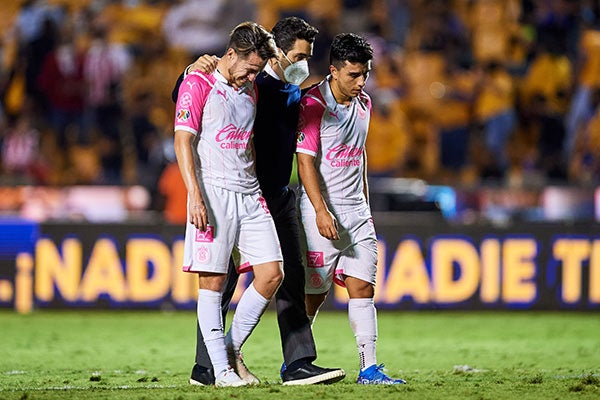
xmin=281 ymin=51 xmax=310 ymax=85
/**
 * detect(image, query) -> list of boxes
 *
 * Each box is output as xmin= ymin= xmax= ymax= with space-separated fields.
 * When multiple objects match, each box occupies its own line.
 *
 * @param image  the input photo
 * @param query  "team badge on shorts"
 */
xmin=195 ymin=246 xmax=210 ymax=264
xmin=306 ymin=251 xmax=324 ymax=268
xmin=309 ymin=272 xmax=323 ymax=288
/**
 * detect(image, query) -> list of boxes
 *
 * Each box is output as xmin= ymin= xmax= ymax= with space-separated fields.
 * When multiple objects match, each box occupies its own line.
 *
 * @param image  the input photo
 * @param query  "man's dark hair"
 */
xmin=228 ymin=21 xmax=277 ymax=61
xmin=329 ymin=33 xmax=373 ymax=69
xmin=271 ymin=17 xmax=319 ymax=53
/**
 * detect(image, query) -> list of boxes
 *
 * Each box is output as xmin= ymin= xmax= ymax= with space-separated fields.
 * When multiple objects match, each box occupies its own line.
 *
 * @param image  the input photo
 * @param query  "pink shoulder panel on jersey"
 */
xmin=174 ymin=71 xmax=215 ymax=134
xmin=296 ymin=87 xmax=326 ymax=156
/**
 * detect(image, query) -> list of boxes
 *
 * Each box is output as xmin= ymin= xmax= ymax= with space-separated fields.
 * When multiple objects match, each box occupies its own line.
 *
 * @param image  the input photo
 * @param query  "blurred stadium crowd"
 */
xmin=1 ymin=0 xmax=600 ymax=216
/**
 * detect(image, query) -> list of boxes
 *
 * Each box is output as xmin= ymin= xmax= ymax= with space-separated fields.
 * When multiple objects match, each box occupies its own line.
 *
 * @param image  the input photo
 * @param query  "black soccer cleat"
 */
xmin=189 ymin=364 xmax=215 ymax=386
xmin=282 ymin=363 xmax=345 ymax=386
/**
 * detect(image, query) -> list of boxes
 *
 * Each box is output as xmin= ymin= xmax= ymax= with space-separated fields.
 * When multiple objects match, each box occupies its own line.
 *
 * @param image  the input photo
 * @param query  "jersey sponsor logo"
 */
xmin=195 ymin=246 xmax=210 ymax=264
xmin=216 ymin=89 xmax=227 ymax=100
xmin=307 ymin=251 xmax=324 ymax=268
xmin=178 ymin=92 xmax=193 ymax=108
xmin=215 ymin=123 xmax=251 ymax=150
xmin=325 ymin=143 xmax=363 ymax=167
xmin=216 ymin=123 xmax=252 ymax=142
xmin=195 ymin=226 xmax=214 ymax=243
xmin=176 ymin=109 xmax=190 ymax=122
xmin=330 ymin=159 xmax=361 ymax=167
xmin=328 ymin=110 xmax=340 ymax=121
xmin=185 ymin=81 xmax=197 ymax=90
xmin=296 ymin=131 xmax=305 ymax=144
xmin=325 ymin=144 xmax=364 ymax=160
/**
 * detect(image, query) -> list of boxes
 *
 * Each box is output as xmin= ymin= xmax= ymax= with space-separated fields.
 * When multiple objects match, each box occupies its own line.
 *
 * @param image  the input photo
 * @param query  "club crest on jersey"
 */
xmin=306 ymin=251 xmax=324 ymax=268
xmin=176 ymin=109 xmax=190 ymax=122
xmin=296 ymin=131 xmax=305 ymax=144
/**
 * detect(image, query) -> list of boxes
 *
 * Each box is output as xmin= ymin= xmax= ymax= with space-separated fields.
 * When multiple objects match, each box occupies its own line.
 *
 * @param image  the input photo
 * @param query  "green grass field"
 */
xmin=1 ymin=310 xmax=598 ymax=399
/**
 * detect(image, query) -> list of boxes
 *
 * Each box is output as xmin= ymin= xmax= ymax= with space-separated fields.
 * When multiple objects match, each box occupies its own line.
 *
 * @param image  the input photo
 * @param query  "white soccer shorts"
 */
xmin=300 ymin=205 xmax=378 ymax=294
xmin=182 ymin=184 xmax=282 ymax=274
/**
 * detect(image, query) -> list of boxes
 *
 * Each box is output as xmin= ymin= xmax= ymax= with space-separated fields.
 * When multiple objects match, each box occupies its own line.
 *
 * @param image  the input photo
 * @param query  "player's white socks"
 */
xmin=225 ymin=282 xmax=270 ymax=351
xmin=348 ymin=298 xmax=378 ymax=370
xmin=197 ymin=289 xmax=229 ymax=373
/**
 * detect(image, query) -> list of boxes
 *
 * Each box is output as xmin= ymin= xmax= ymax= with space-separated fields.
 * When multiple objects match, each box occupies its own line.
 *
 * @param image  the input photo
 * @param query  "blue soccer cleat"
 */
xmin=356 ymin=364 xmax=406 ymax=385
xmin=280 ymin=362 xmax=286 ymax=379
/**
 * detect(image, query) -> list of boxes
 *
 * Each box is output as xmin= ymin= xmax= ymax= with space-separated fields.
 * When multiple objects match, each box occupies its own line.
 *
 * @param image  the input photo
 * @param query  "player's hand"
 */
xmin=190 ymin=55 xmax=219 ymax=74
xmin=189 ymin=197 xmax=208 ymax=231
xmin=316 ymin=209 xmax=339 ymax=241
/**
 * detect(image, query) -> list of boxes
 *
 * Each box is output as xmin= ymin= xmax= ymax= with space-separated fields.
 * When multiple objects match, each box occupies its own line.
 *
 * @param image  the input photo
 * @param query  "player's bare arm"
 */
xmin=174 ymin=129 xmax=208 ymax=231
xmin=297 ymin=152 xmax=339 ymax=240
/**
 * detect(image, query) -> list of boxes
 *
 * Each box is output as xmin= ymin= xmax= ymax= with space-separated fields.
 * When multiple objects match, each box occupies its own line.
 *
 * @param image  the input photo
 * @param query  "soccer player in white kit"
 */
xmin=173 ymin=22 xmax=283 ymax=388
xmin=296 ymin=33 xmax=406 ymax=385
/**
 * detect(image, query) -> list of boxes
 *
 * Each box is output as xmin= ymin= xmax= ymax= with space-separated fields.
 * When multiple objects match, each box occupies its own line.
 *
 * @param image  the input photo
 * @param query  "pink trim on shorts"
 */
xmin=334 ymin=268 xmax=346 ymax=288
xmin=237 ymin=262 xmax=253 ymax=273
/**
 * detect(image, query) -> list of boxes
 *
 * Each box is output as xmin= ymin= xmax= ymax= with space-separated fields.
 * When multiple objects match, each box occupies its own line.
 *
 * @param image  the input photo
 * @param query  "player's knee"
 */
xmin=198 ymin=273 xmax=227 ymax=292
xmin=270 ymin=261 xmax=284 ymax=287
xmin=345 ymin=276 xmax=374 ymax=298
xmin=255 ymin=261 xmax=284 ymax=289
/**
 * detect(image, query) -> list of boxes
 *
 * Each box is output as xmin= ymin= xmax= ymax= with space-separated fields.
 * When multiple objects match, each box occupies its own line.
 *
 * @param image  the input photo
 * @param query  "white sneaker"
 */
xmin=215 ymin=367 xmax=248 ymax=387
xmin=226 ymin=344 xmax=260 ymax=385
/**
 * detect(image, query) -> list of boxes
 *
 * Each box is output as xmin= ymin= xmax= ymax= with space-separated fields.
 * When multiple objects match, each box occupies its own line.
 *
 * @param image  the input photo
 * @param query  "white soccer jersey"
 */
xmin=174 ymin=70 xmax=259 ymax=194
xmin=296 ymin=76 xmax=372 ymax=214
